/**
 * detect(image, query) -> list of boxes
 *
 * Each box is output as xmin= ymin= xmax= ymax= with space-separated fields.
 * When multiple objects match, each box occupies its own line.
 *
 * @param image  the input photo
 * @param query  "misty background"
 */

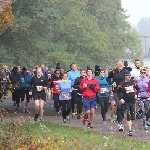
xmin=121 ymin=0 xmax=150 ymax=58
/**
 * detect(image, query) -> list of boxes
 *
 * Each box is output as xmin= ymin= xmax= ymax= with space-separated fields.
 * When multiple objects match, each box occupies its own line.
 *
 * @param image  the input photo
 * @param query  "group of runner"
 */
xmin=0 ymin=59 xmax=150 ymax=136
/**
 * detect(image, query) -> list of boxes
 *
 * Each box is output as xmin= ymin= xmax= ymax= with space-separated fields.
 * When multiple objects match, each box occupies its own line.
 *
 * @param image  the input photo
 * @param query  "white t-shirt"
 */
xmin=130 ymin=68 xmax=141 ymax=80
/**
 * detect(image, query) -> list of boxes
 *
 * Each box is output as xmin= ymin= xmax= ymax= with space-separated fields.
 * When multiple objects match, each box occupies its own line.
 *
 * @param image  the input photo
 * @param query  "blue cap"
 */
xmin=124 ymin=70 xmax=130 ymax=76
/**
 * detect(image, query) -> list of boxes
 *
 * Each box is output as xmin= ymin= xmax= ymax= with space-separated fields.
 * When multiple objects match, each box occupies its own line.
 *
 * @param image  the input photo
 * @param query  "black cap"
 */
xmin=22 ymin=67 xmax=27 ymax=71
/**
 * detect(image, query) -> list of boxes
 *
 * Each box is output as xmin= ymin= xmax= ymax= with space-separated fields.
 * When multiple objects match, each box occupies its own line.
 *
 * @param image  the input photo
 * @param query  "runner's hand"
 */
xmin=29 ymin=91 xmax=32 ymax=95
xmin=120 ymin=99 xmax=125 ymax=104
xmin=83 ymin=84 xmax=87 ymax=88
xmin=134 ymin=95 xmax=137 ymax=99
xmin=43 ymin=87 xmax=47 ymax=90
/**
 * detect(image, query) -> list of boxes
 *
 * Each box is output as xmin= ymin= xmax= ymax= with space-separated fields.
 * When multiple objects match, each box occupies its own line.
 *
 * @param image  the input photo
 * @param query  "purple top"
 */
xmin=137 ymin=77 xmax=149 ymax=100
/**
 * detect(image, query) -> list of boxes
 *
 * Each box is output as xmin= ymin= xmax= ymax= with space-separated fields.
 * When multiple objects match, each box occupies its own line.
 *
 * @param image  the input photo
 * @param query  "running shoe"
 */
xmin=63 ymin=119 xmax=66 ymax=123
xmin=128 ymin=130 xmax=132 ymax=136
xmin=118 ymin=124 xmax=124 ymax=132
xmin=56 ymin=112 xmax=59 ymax=116
xmin=87 ymin=122 xmax=93 ymax=128
xmin=103 ymin=121 xmax=106 ymax=124
xmin=144 ymin=124 xmax=148 ymax=130
xmin=66 ymin=116 xmax=70 ymax=121
xmin=146 ymin=122 xmax=150 ymax=126
xmin=82 ymin=118 xmax=89 ymax=125
xmin=72 ymin=113 xmax=75 ymax=119
xmin=111 ymin=118 xmax=115 ymax=123
xmin=34 ymin=114 xmax=39 ymax=121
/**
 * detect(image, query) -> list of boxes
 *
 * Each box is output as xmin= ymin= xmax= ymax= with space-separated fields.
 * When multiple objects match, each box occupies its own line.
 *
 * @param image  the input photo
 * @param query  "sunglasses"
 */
xmin=125 ymin=74 xmax=130 ymax=76
xmin=141 ymin=72 xmax=146 ymax=74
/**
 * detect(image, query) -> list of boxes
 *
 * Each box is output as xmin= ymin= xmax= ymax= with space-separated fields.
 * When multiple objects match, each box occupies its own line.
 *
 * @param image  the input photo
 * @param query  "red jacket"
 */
xmin=79 ymin=77 xmax=100 ymax=98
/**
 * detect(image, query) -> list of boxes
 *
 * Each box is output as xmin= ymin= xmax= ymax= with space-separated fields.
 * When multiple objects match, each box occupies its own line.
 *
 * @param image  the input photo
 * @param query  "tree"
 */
xmin=0 ymin=0 xmax=143 ymax=70
xmin=0 ymin=6 xmax=14 ymax=34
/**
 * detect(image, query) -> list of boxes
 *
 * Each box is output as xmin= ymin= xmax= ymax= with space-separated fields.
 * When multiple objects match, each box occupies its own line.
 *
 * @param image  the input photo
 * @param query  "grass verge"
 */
xmin=0 ymin=121 xmax=150 ymax=150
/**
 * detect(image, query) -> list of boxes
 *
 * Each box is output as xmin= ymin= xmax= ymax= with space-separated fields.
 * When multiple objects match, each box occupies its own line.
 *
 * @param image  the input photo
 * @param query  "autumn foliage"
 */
xmin=0 ymin=6 xmax=14 ymax=34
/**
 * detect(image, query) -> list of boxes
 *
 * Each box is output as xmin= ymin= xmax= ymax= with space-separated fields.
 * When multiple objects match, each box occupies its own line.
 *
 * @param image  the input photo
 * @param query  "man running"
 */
xmin=68 ymin=63 xmax=80 ymax=118
xmin=117 ymin=70 xmax=139 ymax=136
xmin=73 ymin=69 xmax=86 ymax=119
xmin=79 ymin=68 xmax=100 ymax=128
xmin=107 ymin=60 xmax=126 ymax=131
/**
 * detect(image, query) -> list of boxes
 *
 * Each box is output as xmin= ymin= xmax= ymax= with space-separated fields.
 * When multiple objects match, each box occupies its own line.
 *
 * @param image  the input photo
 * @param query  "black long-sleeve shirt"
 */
xmin=30 ymin=76 xmax=49 ymax=94
xmin=117 ymin=79 xmax=140 ymax=102
xmin=73 ymin=76 xmax=84 ymax=95
xmin=106 ymin=68 xmax=125 ymax=92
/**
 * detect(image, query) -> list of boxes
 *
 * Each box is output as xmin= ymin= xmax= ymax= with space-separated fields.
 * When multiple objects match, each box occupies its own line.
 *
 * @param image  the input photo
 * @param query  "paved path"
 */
xmin=1 ymin=97 xmax=150 ymax=142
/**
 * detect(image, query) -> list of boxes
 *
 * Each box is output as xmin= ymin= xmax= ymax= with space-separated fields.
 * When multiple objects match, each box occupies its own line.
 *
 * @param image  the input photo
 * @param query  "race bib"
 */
xmin=3 ymin=77 xmax=6 ymax=81
xmin=36 ymin=86 xmax=43 ymax=91
xmin=125 ymin=86 xmax=134 ymax=93
xmin=100 ymin=88 xmax=107 ymax=93
xmin=62 ymin=94 xmax=69 ymax=99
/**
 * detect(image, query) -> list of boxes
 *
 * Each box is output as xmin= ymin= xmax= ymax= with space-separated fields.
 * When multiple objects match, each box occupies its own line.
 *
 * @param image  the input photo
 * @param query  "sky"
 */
xmin=121 ymin=0 xmax=150 ymax=27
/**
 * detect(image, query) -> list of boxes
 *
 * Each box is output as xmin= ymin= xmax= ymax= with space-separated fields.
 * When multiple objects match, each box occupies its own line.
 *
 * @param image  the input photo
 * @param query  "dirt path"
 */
xmin=1 ymin=98 xmax=150 ymax=142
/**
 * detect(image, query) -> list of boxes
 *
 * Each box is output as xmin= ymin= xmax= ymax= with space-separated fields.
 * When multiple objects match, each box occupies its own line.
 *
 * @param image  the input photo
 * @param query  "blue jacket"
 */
xmin=58 ymin=80 xmax=72 ymax=100
xmin=68 ymin=70 xmax=80 ymax=90
xmin=17 ymin=73 xmax=32 ymax=88
xmin=97 ymin=76 xmax=111 ymax=97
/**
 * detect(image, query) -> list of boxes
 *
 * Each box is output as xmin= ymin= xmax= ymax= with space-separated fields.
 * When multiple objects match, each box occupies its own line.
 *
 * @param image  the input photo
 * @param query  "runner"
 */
xmin=117 ymin=70 xmax=139 ymax=136
xmin=68 ymin=63 xmax=80 ymax=118
xmin=10 ymin=67 xmax=20 ymax=109
xmin=130 ymin=59 xmax=141 ymax=80
xmin=29 ymin=67 xmax=49 ymax=121
xmin=50 ymin=69 xmax=62 ymax=116
xmin=106 ymin=60 xmax=126 ymax=131
xmin=97 ymin=69 xmax=111 ymax=124
xmin=79 ymin=68 xmax=100 ymax=128
xmin=58 ymin=72 xmax=72 ymax=123
xmin=137 ymin=69 xmax=150 ymax=129
xmin=17 ymin=67 xmax=32 ymax=113
xmin=124 ymin=61 xmax=132 ymax=72
xmin=73 ymin=69 xmax=86 ymax=119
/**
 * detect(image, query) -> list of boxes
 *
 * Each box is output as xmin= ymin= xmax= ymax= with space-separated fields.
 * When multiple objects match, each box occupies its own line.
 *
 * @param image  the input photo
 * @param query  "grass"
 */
xmin=0 ymin=121 xmax=150 ymax=150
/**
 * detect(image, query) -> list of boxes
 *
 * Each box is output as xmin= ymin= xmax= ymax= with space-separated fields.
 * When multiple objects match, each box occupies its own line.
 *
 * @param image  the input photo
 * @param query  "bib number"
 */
xmin=36 ymin=86 xmax=43 ymax=91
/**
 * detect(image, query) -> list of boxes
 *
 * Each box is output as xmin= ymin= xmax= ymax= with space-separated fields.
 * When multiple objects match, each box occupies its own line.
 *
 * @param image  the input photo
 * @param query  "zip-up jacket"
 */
xmin=97 ymin=76 xmax=111 ymax=97
xmin=17 ymin=73 xmax=32 ymax=88
xmin=106 ymin=68 xmax=125 ymax=92
xmin=73 ymin=76 xmax=84 ymax=95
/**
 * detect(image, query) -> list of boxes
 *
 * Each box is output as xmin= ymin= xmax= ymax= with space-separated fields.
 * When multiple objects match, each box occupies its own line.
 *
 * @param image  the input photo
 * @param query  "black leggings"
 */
xmin=71 ymin=90 xmax=78 ymax=113
xmin=98 ymin=97 xmax=109 ymax=121
xmin=12 ymin=89 xmax=20 ymax=105
xmin=20 ymin=88 xmax=29 ymax=102
xmin=53 ymin=93 xmax=61 ymax=112
xmin=60 ymin=100 xmax=71 ymax=119
xmin=125 ymin=102 xmax=135 ymax=121
xmin=77 ymin=95 xmax=83 ymax=114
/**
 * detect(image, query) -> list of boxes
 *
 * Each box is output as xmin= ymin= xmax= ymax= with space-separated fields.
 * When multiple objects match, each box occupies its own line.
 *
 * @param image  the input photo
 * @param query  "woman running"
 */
xmin=58 ymin=72 xmax=72 ymax=123
xmin=50 ymin=69 xmax=62 ymax=116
